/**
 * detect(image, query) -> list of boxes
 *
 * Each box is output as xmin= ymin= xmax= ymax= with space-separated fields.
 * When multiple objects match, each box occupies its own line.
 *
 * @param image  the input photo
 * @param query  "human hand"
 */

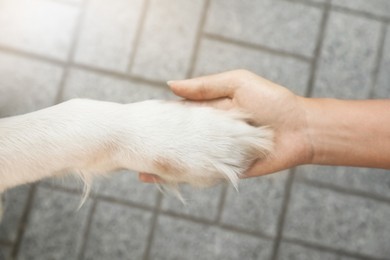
xmin=139 ymin=70 xmax=313 ymax=182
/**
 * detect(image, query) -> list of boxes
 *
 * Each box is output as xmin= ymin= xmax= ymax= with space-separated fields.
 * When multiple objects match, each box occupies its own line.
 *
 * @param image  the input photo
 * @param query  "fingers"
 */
xmin=242 ymin=160 xmax=282 ymax=178
xmin=168 ymin=71 xmax=240 ymax=100
xmin=181 ymin=98 xmax=234 ymax=110
xmin=242 ymin=153 xmax=297 ymax=178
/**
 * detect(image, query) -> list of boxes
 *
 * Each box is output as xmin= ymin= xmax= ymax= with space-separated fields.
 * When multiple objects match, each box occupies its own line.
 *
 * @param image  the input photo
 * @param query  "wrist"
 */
xmin=299 ymin=97 xmax=362 ymax=167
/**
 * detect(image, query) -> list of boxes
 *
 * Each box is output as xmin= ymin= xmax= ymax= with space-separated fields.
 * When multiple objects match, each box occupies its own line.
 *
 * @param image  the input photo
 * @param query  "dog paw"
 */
xmin=118 ymin=100 xmax=274 ymax=188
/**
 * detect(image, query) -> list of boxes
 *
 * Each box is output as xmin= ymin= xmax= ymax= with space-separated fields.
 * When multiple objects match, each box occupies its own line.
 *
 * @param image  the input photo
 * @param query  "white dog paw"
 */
xmin=118 ymin=100 xmax=274 ymax=188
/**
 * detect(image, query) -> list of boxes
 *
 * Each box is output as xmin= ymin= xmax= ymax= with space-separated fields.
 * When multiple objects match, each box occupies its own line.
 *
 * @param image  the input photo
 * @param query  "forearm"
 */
xmin=0 ymin=99 xmax=119 ymax=192
xmin=302 ymin=98 xmax=390 ymax=169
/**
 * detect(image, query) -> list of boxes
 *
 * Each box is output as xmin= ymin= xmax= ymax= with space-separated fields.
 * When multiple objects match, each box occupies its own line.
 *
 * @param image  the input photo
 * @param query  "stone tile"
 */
xmin=205 ymin=0 xmax=322 ymax=57
xmin=284 ymin=181 xmax=390 ymax=258
xmin=297 ymin=165 xmax=390 ymax=199
xmin=131 ymin=0 xmax=204 ymax=81
xmin=0 ymin=0 xmax=79 ymax=60
xmin=278 ymin=242 xmax=338 ymax=260
xmin=18 ymin=187 xmax=92 ymax=260
xmin=161 ymin=184 xmax=223 ymax=221
xmin=333 ymin=0 xmax=390 ymax=18
xmin=74 ymin=0 xmax=143 ymax=72
xmin=375 ymin=25 xmax=390 ymax=98
xmin=313 ymin=11 xmax=381 ymax=98
xmin=45 ymin=174 xmax=87 ymax=192
xmin=94 ymin=170 xmax=158 ymax=207
xmin=150 ymin=215 xmax=272 ymax=260
xmin=194 ymin=39 xmax=310 ymax=95
xmin=0 ymin=52 xmax=63 ymax=117
xmin=62 ymin=68 xmax=176 ymax=103
xmin=221 ymin=171 xmax=288 ymax=237
xmin=83 ymin=201 xmax=152 ymax=260
xmin=0 ymin=186 xmax=31 ymax=242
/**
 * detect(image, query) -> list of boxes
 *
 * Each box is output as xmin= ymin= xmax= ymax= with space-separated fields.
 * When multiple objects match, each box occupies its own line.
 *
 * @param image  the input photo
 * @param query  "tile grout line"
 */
xmin=43 ymin=182 xmax=278 ymax=247
xmin=282 ymin=0 xmax=390 ymax=23
xmin=0 ymin=45 xmax=65 ymax=67
xmin=11 ymin=184 xmax=38 ymax=259
xmin=43 ymin=182 xmax=285 ymax=246
xmin=214 ymin=184 xmax=228 ymax=224
xmin=204 ymin=33 xmax=312 ymax=63
xmin=304 ymin=0 xmax=331 ymax=98
xmin=126 ymin=0 xmax=150 ymax=74
xmin=185 ymin=0 xmax=211 ymax=78
xmin=54 ymin=0 xmax=89 ymax=104
xmin=369 ymin=22 xmax=388 ymax=98
xmin=279 ymin=0 xmax=327 ymax=9
xmin=282 ymin=237 xmax=388 ymax=260
xmin=73 ymin=63 xmax=167 ymax=87
xmin=269 ymin=170 xmax=296 ymax=260
xmin=331 ymin=5 xmax=390 ymax=23
xmin=271 ymin=1 xmax=331 ymax=259
xmin=142 ymin=193 xmax=163 ymax=260
xmin=160 ymin=209 xmax=275 ymax=240
xmin=300 ymin=178 xmax=390 ymax=205
xmin=77 ymin=198 xmax=98 ymax=260
xmin=42 ymin=183 xmax=156 ymax=212
xmin=97 ymin=194 xmax=154 ymax=212
xmin=0 ymin=44 xmax=169 ymax=89
xmin=46 ymin=172 xmax=390 ymax=217
xmin=0 ymin=32 xmax=313 ymax=86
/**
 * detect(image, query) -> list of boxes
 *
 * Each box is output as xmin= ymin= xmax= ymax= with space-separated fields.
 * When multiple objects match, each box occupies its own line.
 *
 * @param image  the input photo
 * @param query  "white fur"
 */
xmin=0 ymin=99 xmax=273 ymax=195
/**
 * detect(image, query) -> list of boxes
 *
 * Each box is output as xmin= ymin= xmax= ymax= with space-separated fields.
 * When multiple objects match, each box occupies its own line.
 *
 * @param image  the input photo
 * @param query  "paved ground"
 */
xmin=0 ymin=0 xmax=389 ymax=259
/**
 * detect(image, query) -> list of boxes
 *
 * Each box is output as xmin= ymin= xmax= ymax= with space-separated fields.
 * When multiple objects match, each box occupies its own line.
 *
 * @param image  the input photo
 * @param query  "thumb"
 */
xmin=168 ymin=72 xmax=237 ymax=100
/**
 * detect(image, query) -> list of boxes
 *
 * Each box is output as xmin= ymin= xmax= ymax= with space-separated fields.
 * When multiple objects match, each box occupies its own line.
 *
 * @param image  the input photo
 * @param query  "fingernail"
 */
xmin=167 ymin=80 xmax=176 ymax=86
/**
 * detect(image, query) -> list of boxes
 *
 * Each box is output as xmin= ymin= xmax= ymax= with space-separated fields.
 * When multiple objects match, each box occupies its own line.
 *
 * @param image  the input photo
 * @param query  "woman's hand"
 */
xmin=139 ymin=70 xmax=313 ymax=183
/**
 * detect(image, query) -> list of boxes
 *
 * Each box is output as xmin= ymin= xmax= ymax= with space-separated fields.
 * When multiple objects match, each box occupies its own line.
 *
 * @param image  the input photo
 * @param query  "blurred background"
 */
xmin=0 ymin=0 xmax=389 ymax=259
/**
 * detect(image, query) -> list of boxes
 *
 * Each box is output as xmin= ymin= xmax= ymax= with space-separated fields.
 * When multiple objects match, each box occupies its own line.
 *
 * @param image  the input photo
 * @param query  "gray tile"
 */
xmin=194 ymin=39 xmax=310 ymax=95
xmin=0 ymin=0 xmax=80 ymax=60
xmin=0 ymin=52 xmax=63 ymax=117
xmin=375 ymin=25 xmax=390 ymax=98
xmin=74 ymin=0 xmax=143 ymax=72
xmin=94 ymin=170 xmax=158 ymax=207
xmin=83 ymin=201 xmax=152 ymax=260
xmin=161 ymin=184 xmax=223 ymax=221
xmin=333 ymin=0 xmax=390 ymax=18
xmin=131 ymin=0 xmax=204 ymax=81
xmin=18 ymin=187 xmax=92 ymax=260
xmin=278 ymin=242 xmax=338 ymax=260
xmin=150 ymin=215 xmax=272 ymax=260
xmin=0 ymin=186 xmax=30 ymax=242
xmin=284 ymin=181 xmax=390 ymax=258
xmin=313 ymin=11 xmax=381 ymax=98
xmin=205 ymin=0 xmax=322 ymax=57
xmin=297 ymin=165 xmax=390 ymax=199
xmin=221 ymin=171 xmax=288 ymax=236
xmin=45 ymin=174 xmax=86 ymax=192
xmin=62 ymin=68 xmax=176 ymax=103
xmin=47 ymin=173 xmax=157 ymax=207
xmin=46 ymin=170 xmax=159 ymax=208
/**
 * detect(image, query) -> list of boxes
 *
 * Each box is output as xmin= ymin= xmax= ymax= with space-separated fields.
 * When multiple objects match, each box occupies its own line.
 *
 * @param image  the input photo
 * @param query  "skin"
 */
xmin=139 ymin=70 xmax=390 ymax=183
